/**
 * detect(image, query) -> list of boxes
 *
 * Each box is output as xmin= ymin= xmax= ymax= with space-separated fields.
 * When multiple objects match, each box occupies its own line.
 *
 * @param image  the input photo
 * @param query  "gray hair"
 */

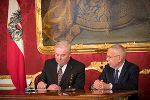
xmin=109 ymin=44 xmax=126 ymax=58
xmin=54 ymin=40 xmax=71 ymax=52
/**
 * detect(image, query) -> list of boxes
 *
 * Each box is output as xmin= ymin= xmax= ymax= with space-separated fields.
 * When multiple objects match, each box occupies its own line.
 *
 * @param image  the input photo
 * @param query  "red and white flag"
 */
xmin=7 ymin=0 xmax=27 ymax=90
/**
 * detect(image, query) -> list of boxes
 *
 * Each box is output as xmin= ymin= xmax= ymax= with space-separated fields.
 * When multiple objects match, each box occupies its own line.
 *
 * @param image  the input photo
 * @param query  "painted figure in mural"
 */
xmin=36 ymin=40 xmax=85 ymax=90
xmin=42 ymin=0 xmax=150 ymax=45
xmin=90 ymin=44 xmax=140 ymax=90
xmin=42 ymin=0 xmax=80 ymax=45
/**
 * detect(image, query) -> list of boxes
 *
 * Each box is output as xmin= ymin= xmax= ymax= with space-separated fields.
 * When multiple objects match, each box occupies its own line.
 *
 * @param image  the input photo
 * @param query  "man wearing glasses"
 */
xmin=91 ymin=44 xmax=139 ymax=90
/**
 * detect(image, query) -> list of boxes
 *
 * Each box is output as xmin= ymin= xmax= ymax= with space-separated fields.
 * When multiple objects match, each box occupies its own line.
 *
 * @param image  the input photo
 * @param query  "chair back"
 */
xmin=29 ymin=71 xmax=42 ymax=88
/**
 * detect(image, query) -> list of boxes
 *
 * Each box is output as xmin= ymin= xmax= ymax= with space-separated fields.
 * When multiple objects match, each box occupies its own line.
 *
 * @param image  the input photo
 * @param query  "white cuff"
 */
xmin=109 ymin=83 xmax=112 ymax=89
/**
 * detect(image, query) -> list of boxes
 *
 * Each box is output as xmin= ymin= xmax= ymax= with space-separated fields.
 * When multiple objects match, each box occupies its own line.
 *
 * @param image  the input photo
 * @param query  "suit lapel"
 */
xmin=59 ymin=58 xmax=73 ymax=85
xmin=53 ymin=61 xmax=58 ymax=84
xmin=109 ymin=67 xmax=115 ymax=83
xmin=59 ymin=65 xmax=72 ymax=85
xmin=118 ymin=60 xmax=128 ymax=83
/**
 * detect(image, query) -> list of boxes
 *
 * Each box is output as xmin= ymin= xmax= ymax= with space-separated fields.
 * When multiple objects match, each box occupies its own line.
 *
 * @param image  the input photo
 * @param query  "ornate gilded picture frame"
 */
xmin=35 ymin=0 xmax=150 ymax=54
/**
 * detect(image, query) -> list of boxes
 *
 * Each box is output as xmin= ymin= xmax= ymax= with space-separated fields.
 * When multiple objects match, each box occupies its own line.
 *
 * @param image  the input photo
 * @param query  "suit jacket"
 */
xmin=36 ymin=57 xmax=85 ymax=89
xmin=91 ymin=60 xmax=139 ymax=90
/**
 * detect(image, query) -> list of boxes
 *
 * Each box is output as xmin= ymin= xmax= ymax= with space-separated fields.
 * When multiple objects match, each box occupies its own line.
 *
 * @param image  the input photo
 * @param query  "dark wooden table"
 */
xmin=0 ymin=89 xmax=138 ymax=100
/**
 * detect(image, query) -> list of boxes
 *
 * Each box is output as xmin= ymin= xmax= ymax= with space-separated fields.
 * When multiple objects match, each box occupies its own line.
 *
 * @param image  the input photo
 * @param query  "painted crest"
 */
xmin=7 ymin=10 xmax=23 ymax=41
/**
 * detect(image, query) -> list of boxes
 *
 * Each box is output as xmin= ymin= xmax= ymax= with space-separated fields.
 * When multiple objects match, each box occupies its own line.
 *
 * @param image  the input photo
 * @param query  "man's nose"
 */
xmin=106 ymin=57 xmax=109 ymax=61
xmin=58 ymin=56 xmax=62 ymax=60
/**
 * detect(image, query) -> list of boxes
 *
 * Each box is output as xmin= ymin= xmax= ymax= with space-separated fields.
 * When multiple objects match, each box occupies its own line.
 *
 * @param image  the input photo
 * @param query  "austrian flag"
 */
xmin=7 ymin=0 xmax=27 ymax=90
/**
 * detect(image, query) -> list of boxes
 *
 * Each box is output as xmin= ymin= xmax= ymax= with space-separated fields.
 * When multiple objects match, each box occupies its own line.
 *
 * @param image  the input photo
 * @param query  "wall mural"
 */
xmin=36 ymin=0 xmax=150 ymax=54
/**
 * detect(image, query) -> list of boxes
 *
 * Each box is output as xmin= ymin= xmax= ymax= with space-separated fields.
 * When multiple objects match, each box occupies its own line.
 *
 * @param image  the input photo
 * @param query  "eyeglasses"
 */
xmin=106 ymin=55 xmax=119 ymax=59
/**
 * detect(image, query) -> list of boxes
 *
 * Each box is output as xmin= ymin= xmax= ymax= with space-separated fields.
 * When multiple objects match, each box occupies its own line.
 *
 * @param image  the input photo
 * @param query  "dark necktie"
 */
xmin=58 ymin=66 xmax=63 ymax=85
xmin=114 ymin=69 xmax=119 ymax=83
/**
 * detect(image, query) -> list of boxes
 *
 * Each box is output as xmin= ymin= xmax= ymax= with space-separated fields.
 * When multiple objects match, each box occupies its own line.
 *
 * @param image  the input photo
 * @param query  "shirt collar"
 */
xmin=116 ymin=61 xmax=125 ymax=72
xmin=57 ymin=64 xmax=67 ymax=74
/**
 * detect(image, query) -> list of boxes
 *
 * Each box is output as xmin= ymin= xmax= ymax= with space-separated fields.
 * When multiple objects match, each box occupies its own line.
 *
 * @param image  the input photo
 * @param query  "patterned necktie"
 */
xmin=58 ymin=66 xmax=63 ymax=85
xmin=114 ymin=69 xmax=119 ymax=83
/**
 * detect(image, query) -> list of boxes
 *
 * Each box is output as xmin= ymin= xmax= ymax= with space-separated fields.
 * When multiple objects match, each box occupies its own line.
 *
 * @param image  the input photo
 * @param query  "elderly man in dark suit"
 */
xmin=36 ymin=40 xmax=85 ymax=90
xmin=91 ymin=44 xmax=139 ymax=90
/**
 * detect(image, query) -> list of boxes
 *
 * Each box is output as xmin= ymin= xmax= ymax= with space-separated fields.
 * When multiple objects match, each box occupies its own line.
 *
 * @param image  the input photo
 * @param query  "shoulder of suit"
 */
xmin=105 ymin=64 xmax=114 ymax=70
xmin=125 ymin=60 xmax=139 ymax=70
xmin=105 ymin=64 xmax=110 ymax=68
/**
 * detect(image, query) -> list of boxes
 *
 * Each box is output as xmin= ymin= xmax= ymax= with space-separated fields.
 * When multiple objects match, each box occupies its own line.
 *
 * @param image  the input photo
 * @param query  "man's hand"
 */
xmin=93 ymin=80 xmax=101 ymax=89
xmin=37 ymin=81 xmax=47 ymax=89
xmin=47 ymin=84 xmax=61 ymax=90
xmin=99 ymin=80 xmax=111 ymax=89
xmin=93 ymin=80 xmax=111 ymax=90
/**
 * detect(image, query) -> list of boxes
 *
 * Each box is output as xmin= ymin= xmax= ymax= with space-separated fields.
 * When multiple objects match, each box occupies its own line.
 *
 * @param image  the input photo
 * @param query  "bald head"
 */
xmin=108 ymin=44 xmax=126 ymax=60
xmin=54 ymin=40 xmax=71 ymax=53
xmin=106 ymin=44 xmax=126 ymax=69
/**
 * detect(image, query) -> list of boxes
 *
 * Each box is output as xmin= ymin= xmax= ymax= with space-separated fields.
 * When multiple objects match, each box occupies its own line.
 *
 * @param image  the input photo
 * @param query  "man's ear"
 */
xmin=69 ymin=53 xmax=71 ymax=57
xmin=118 ymin=55 xmax=122 ymax=62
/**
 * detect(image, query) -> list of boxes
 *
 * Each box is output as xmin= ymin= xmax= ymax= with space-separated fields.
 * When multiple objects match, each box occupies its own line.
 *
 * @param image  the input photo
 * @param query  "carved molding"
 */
xmin=0 ymin=75 xmax=33 ymax=79
xmin=140 ymin=69 xmax=150 ymax=75
xmin=85 ymin=61 xmax=107 ymax=72
xmin=0 ymin=84 xmax=14 ymax=87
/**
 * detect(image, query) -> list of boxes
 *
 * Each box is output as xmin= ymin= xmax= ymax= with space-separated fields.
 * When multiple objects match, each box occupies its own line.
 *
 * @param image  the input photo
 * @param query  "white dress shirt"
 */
xmin=110 ymin=62 xmax=125 ymax=89
xmin=57 ymin=64 xmax=67 ymax=75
